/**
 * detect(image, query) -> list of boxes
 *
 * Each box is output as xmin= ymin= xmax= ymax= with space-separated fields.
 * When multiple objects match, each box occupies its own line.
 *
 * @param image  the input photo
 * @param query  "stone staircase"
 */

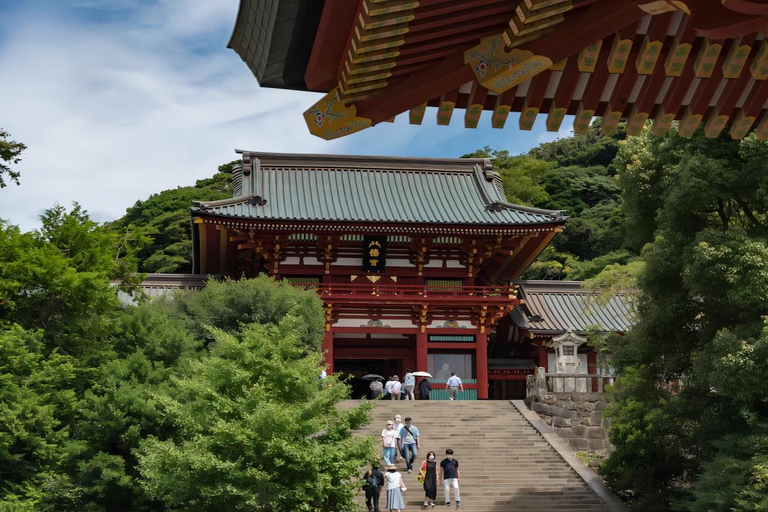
xmin=342 ymin=400 xmax=609 ymax=511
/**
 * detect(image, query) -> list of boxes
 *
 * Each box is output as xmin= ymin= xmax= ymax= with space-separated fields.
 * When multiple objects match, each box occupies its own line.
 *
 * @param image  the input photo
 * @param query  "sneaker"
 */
xmin=456 ymin=501 xmax=460 ymax=509
xmin=407 ymin=469 xmax=412 ymax=473
xmin=446 ymin=503 xmax=450 ymax=507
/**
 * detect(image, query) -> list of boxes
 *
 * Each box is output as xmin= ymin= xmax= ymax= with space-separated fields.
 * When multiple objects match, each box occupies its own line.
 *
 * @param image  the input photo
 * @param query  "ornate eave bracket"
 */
xmin=304 ymin=87 xmax=373 ymax=140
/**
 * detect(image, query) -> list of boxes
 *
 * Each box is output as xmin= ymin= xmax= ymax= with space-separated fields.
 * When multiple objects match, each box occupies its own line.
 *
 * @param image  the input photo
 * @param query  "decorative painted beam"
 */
xmin=465 ymin=82 xmax=488 ymax=128
xmin=491 ymin=88 xmax=517 ymax=128
xmin=409 ymin=102 xmax=427 ymax=124
xmin=519 ymin=71 xmax=551 ymax=130
xmin=721 ymin=34 xmax=755 ymax=79
xmin=693 ymin=39 xmax=724 ymax=78
xmin=437 ymin=88 xmax=459 ymax=125
xmin=750 ymin=40 xmax=768 ymax=79
xmin=546 ymin=57 xmax=581 ymax=131
xmin=574 ymin=42 xmax=612 ymax=134
xmin=635 ymin=13 xmax=672 ymax=75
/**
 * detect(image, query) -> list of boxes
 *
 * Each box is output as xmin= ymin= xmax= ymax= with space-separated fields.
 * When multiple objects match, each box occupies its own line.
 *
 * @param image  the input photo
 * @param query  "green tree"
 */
xmin=137 ymin=319 xmax=374 ymax=511
xmin=0 ymin=326 xmax=76 ymax=506
xmin=171 ymin=276 xmax=325 ymax=352
xmin=0 ymin=205 xmax=140 ymax=357
xmin=0 ymin=129 xmax=26 ymax=187
xmin=600 ymin=126 xmax=768 ymax=509
xmin=110 ymin=161 xmax=236 ymax=273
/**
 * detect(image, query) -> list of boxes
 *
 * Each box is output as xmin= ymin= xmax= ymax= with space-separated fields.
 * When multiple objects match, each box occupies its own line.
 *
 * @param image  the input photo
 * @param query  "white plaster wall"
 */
xmin=332 ymin=318 xmax=416 ymax=328
xmin=426 ymin=320 xmax=474 ymax=329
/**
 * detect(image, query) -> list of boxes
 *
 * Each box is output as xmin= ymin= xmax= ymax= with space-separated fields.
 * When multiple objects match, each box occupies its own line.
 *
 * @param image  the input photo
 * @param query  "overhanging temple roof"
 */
xmin=510 ymin=280 xmax=634 ymax=335
xmin=192 ymin=152 xmax=566 ymax=227
xmin=229 ymin=0 xmax=768 ymax=141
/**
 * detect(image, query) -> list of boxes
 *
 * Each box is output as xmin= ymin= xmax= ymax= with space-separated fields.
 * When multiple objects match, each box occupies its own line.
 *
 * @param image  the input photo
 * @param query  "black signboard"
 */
xmin=362 ymin=236 xmax=387 ymax=273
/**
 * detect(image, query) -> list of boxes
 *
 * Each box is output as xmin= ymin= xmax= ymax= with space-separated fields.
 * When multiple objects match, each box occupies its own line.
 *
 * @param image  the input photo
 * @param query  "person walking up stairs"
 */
xmin=341 ymin=401 xmax=618 ymax=511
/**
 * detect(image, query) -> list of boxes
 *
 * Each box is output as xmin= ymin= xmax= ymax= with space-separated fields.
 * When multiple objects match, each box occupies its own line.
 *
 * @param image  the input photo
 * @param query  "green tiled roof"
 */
xmin=193 ymin=152 xmax=566 ymax=226
xmin=510 ymin=280 xmax=635 ymax=335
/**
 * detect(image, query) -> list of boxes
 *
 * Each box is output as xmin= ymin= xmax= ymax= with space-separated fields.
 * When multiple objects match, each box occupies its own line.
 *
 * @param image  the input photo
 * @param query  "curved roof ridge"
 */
xmin=236 ymin=150 xmax=493 ymax=173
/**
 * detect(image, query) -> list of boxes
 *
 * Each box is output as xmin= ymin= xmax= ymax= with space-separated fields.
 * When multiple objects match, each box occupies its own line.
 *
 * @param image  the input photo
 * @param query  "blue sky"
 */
xmin=0 ymin=1 xmax=571 ymax=230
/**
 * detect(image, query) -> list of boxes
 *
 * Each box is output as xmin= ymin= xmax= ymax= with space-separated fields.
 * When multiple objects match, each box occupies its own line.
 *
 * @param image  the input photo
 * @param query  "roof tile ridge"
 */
xmin=192 ymin=196 xmax=251 ymax=209
xmin=236 ymin=150 xmax=490 ymax=173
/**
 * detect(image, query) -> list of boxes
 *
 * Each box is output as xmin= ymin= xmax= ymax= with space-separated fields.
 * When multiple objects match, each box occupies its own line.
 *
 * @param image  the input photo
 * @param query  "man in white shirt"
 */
xmin=446 ymin=372 xmax=463 ymax=401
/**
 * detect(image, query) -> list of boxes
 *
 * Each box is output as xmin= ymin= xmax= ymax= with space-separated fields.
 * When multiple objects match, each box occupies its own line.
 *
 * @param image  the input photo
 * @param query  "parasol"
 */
xmin=362 ymin=374 xmax=386 ymax=381
xmin=411 ymin=371 xmax=432 ymax=378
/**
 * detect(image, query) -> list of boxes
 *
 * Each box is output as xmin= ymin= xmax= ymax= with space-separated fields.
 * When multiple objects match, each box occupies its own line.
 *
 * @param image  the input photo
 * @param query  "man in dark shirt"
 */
xmin=418 ymin=378 xmax=431 ymax=400
xmin=363 ymin=462 xmax=385 ymax=512
xmin=438 ymin=448 xmax=461 ymax=508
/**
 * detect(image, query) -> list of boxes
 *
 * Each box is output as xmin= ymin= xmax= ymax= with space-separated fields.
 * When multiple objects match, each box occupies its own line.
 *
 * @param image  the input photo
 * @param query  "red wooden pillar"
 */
xmin=416 ymin=331 xmax=428 ymax=373
xmin=323 ymin=330 xmax=334 ymax=373
xmin=537 ymin=344 xmax=548 ymax=372
xmin=588 ymin=350 xmax=598 ymax=392
xmin=476 ymin=331 xmax=489 ymax=399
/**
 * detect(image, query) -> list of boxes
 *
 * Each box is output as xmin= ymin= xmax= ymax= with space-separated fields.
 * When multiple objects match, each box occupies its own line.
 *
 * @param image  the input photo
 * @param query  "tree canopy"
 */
xmin=0 ymin=129 xmax=26 ymax=188
xmin=108 ymin=161 xmax=236 ymax=273
xmin=0 ymin=208 xmax=373 ymax=511
xmin=598 ymin=126 xmax=768 ymax=510
xmin=464 ymin=123 xmax=632 ymax=280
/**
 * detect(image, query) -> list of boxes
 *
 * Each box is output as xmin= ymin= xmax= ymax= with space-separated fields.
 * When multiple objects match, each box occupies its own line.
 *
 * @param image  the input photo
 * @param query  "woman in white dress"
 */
xmin=384 ymin=464 xmax=407 ymax=511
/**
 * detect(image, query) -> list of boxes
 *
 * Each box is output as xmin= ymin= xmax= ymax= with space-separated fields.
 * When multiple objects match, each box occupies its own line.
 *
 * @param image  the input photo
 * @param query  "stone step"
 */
xmin=347 ymin=400 xmax=611 ymax=511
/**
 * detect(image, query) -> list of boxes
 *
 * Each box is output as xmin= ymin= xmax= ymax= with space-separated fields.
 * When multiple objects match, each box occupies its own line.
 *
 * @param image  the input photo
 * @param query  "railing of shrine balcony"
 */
xmin=290 ymin=283 xmax=517 ymax=304
xmin=526 ymin=373 xmax=617 ymax=398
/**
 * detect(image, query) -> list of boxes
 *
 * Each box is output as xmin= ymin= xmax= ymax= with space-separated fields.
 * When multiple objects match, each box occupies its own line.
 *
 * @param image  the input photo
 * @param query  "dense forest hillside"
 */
xmin=466 ymin=123 xmax=635 ymax=280
xmin=108 ymin=161 xmax=237 ymax=273
xmin=113 ymin=125 xmax=634 ymax=278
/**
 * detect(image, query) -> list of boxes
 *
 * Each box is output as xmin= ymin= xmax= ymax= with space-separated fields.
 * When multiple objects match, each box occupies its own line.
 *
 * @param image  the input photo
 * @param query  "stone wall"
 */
xmin=526 ymin=392 xmax=613 ymax=456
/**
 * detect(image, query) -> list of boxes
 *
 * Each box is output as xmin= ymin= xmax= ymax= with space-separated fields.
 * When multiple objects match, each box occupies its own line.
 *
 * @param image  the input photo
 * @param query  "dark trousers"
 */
xmin=365 ymin=486 xmax=381 ymax=512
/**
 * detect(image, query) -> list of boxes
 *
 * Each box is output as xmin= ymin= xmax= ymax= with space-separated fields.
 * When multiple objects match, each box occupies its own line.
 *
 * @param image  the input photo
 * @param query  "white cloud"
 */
xmin=0 ymin=1 xmax=332 ymax=230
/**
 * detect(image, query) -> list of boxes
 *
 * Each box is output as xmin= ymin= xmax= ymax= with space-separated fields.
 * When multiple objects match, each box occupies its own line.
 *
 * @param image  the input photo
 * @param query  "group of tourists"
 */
xmin=365 ymin=414 xmax=461 ymax=512
xmin=370 ymin=369 xmax=465 ymax=401
xmin=370 ymin=370 xmax=434 ymax=401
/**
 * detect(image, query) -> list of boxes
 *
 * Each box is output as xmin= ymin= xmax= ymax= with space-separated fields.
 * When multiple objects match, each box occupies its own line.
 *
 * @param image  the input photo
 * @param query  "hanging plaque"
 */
xmin=362 ymin=236 xmax=387 ymax=273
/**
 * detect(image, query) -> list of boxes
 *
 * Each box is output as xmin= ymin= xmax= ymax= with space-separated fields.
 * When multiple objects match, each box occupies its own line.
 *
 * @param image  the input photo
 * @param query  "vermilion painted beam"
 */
xmin=355 ymin=52 xmax=473 ymax=123
xmin=660 ymin=56 xmax=699 ymax=117
xmin=605 ymin=51 xmax=641 ymax=116
xmin=407 ymin=3 xmax=514 ymax=35
xmin=634 ymin=61 xmax=670 ymax=112
xmin=524 ymin=0 xmax=646 ymax=63
xmin=716 ymin=55 xmax=756 ymax=116
xmin=690 ymin=0 xmax=768 ymax=39
xmin=690 ymin=62 xmax=726 ymax=114
xmin=580 ymin=41 xmax=612 ymax=109
xmin=742 ymin=78 xmax=768 ymax=116
xmin=304 ymin=0 xmax=360 ymax=91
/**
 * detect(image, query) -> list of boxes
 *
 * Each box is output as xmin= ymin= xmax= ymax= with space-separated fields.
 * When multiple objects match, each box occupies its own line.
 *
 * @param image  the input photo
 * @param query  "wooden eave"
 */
xmin=232 ymin=0 xmax=768 ymax=141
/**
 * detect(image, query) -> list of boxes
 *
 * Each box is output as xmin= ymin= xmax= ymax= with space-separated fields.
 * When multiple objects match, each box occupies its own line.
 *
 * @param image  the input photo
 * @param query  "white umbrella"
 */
xmin=411 ymin=371 xmax=432 ymax=378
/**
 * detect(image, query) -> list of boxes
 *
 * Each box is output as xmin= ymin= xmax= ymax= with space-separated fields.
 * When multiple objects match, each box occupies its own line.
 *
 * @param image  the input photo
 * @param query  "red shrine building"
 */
xmin=188 ymin=151 xmax=567 ymax=399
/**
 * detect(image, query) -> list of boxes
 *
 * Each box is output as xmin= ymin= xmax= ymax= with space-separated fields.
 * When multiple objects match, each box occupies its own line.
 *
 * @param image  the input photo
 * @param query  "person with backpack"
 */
xmin=363 ymin=462 xmax=385 ymax=512
xmin=418 ymin=451 xmax=438 ymax=509
xmin=390 ymin=375 xmax=402 ymax=400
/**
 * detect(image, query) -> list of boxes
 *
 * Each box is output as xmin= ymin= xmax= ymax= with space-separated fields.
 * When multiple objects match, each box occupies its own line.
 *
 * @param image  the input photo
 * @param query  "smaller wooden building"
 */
xmin=505 ymin=280 xmax=634 ymax=396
